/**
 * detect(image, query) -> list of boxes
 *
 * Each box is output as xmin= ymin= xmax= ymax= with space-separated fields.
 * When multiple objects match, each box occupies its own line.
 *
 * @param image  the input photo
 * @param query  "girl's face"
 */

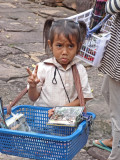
xmin=48 ymin=33 xmax=78 ymax=69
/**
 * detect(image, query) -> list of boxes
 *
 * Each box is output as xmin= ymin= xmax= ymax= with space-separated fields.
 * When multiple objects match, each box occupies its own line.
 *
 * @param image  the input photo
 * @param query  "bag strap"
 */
xmin=72 ymin=64 xmax=86 ymax=112
xmin=7 ymin=87 xmax=28 ymax=115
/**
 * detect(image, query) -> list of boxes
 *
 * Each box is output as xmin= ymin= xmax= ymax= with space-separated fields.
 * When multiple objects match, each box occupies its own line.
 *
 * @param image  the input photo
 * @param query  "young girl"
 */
xmin=27 ymin=18 xmax=93 ymax=117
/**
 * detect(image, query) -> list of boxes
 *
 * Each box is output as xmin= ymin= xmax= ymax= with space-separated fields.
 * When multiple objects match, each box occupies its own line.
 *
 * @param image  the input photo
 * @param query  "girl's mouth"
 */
xmin=61 ymin=58 xmax=68 ymax=63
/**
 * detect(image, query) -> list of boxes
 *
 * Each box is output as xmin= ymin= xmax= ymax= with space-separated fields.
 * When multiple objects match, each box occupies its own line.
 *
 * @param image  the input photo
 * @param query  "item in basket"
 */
xmin=6 ymin=113 xmax=31 ymax=132
xmin=47 ymin=107 xmax=84 ymax=127
xmin=95 ymin=32 xmax=110 ymax=38
xmin=0 ymin=97 xmax=8 ymax=128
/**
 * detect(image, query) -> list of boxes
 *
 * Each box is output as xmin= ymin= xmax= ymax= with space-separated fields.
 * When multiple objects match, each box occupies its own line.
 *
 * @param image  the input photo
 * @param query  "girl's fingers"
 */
xmin=27 ymin=65 xmax=40 ymax=88
xmin=48 ymin=112 xmax=53 ymax=117
xmin=35 ymin=79 xmax=40 ymax=84
xmin=27 ymin=66 xmax=38 ymax=79
xmin=27 ymin=67 xmax=32 ymax=76
xmin=48 ymin=109 xmax=54 ymax=117
xmin=48 ymin=109 xmax=54 ymax=113
xmin=33 ymin=65 xmax=38 ymax=79
xmin=28 ymin=76 xmax=40 ymax=88
xmin=27 ymin=78 xmax=34 ymax=84
xmin=34 ymin=65 xmax=38 ymax=75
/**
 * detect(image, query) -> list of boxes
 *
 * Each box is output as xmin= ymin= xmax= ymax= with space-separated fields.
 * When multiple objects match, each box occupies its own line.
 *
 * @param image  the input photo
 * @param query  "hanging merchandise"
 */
xmin=90 ymin=0 xmax=108 ymax=33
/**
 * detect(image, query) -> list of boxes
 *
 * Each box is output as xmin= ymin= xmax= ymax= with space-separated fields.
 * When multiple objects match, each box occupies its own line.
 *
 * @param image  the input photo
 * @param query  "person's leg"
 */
xmin=93 ymin=75 xmax=112 ymax=149
xmin=101 ymin=74 xmax=109 ymax=105
xmin=107 ymin=76 xmax=120 ymax=160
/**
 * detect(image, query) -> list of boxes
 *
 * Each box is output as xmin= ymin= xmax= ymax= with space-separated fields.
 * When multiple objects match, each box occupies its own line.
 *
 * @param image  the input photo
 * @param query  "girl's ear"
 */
xmin=79 ymin=42 xmax=83 ymax=49
xmin=78 ymin=21 xmax=87 ymax=42
xmin=77 ymin=42 xmax=83 ymax=54
xmin=48 ymin=40 xmax=52 ymax=50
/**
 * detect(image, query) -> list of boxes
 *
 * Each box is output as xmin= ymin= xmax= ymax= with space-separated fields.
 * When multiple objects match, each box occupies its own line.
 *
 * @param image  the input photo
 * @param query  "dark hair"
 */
xmin=43 ymin=17 xmax=87 ymax=54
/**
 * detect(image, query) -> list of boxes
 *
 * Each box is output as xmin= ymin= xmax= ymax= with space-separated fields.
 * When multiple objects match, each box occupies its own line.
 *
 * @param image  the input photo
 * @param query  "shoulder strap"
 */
xmin=72 ymin=64 xmax=86 ymax=112
xmin=7 ymin=87 xmax=28 ymax=115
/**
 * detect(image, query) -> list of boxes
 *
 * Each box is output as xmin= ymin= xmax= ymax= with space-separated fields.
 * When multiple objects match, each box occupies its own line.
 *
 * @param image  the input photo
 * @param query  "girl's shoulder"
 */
xmin=76 ymin=62 xmax=86 ymax=71
xmin=37 ymin=58 xmax=55 ymax=71
xmin=76 ymin=62 xmax=87 ymax=77
xmin=72 ymin=56 xmax=85 ymax=70
xmin=37 ymin=62 xmax=46 ymax=71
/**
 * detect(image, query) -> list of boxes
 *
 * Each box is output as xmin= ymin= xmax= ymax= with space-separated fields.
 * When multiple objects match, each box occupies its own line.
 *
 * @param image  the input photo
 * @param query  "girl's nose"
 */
xmin=62 ymin=47 xmax=68 ymax=55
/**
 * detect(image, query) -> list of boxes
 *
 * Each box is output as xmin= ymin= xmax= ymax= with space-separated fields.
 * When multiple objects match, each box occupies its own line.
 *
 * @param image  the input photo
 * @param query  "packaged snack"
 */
xmin=47 ymin=107 xmax=84 ymax=127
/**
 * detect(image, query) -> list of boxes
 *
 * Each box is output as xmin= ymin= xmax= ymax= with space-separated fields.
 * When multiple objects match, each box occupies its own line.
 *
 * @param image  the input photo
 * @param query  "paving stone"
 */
xmin=88 ymin=147 xmax=110 ymax=160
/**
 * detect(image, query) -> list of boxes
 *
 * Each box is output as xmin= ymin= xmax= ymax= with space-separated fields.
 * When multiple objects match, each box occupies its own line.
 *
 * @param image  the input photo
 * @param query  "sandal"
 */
xmin=93 ymin=140 xmax=112 ymax=152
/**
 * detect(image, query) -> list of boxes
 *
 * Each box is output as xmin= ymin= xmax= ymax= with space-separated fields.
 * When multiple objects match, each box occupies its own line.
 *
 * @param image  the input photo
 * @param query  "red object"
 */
xmin=97 ymin=0 xmax=108 ymax=2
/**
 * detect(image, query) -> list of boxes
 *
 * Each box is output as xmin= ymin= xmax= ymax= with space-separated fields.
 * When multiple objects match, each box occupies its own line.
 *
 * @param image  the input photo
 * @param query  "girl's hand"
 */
xmin=27 ymin=65 xmax=40 ymax=88
xmin=48 ymin=108 xmax=54 ymax=117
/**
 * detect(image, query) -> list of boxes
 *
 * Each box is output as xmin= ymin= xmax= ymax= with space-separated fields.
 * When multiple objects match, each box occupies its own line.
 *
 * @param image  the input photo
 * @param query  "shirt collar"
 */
xmin=44 ymin=56 xmax=81 ymax=71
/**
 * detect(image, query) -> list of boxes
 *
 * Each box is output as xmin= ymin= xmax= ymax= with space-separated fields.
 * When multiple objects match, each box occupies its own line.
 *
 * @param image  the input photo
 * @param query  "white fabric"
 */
xmin=93 ymin=34 xmax=111 ymax=67
xmin=28 ymin=56 xmax=93 ymax=107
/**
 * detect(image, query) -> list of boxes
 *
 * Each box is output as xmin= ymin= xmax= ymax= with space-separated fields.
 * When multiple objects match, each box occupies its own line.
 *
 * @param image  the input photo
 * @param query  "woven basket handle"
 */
xmin=72 ymin=64 xmax=86 ymax=112
xmin=7 ymin=87 xmax=28 ymax=115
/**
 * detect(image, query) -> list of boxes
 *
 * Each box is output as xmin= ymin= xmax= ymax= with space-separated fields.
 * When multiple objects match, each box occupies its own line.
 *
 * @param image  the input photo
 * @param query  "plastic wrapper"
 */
xmin=47 ymin=107 xmax=84 ymax=127
xmin=6 ymin=113 xmax=31 ymax=132
xmin=93 ymin=33 xmax=111 ymax=67
xmin=0 ymin=98 xmax=31 ymax=132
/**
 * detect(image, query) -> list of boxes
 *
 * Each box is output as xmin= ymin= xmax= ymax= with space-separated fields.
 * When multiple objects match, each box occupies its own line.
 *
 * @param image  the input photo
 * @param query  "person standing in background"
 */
xmin=93 ymin=0 xmax=120 ymax=159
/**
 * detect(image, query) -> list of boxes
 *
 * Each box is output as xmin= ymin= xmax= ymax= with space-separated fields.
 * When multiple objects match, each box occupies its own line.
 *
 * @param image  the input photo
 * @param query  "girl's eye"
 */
xmin=69 ymin=44 xmax=74 ymax=48
xmin=56 ymin=44 xmax=62 ymax=48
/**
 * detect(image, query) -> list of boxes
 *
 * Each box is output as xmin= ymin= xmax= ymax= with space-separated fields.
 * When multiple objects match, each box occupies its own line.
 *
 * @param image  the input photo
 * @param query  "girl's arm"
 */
xmin=28 ymin=86 xmax=40 ymax=101
xmin=65 ymin=97 xmax=92 ymax=107
xmin=65 ymin=98 xmax=80 ymax=106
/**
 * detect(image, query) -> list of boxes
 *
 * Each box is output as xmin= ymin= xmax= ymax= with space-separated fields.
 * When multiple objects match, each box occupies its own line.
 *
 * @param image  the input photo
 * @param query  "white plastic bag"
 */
xmin=93 ymin=33 xmax=111 ymax=67
xmin=6 ymin=112 xmax=31 ymax=132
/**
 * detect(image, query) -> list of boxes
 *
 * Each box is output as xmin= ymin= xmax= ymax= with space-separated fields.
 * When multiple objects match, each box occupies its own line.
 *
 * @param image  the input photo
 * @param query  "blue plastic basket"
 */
xmin=0 ymin=105 xmax=96 ymax=160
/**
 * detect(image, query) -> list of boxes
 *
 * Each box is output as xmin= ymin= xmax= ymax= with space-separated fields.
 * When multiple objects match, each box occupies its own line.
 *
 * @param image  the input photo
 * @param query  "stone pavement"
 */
xmin=0 ymin=0 xmax=111 ymax=160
